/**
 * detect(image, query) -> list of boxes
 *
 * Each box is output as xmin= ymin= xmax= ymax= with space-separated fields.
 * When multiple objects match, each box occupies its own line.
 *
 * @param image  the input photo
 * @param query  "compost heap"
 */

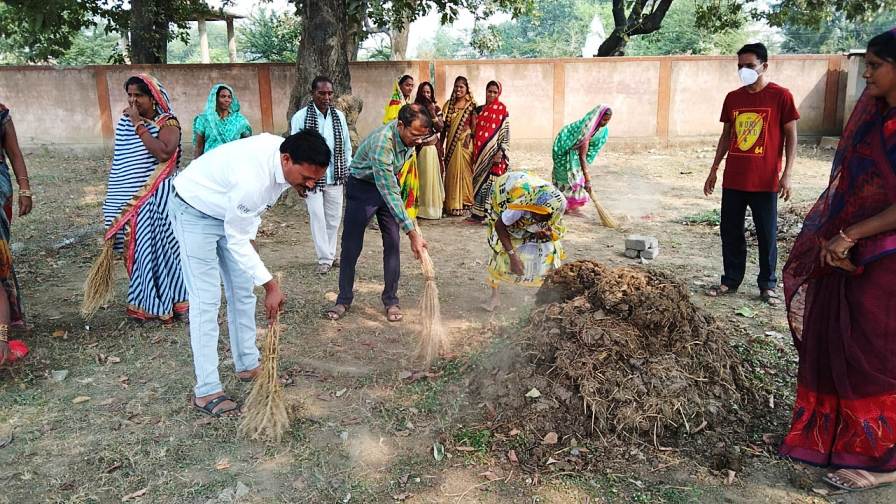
xmin=484 ymin=260 xmax=764 ymax=446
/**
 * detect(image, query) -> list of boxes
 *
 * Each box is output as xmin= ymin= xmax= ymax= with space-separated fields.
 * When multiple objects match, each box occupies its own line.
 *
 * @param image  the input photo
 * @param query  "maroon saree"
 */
xmin=779 ymin=88 xmax=896 ymax=470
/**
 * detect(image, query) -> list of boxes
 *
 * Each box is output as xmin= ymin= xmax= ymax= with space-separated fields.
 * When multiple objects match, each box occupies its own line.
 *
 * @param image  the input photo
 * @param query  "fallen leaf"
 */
xmin=507 ymin=450 xmax=519 ymax=463
xmin=215 ymin=458 xmax=231 ymax=471
xmin=546 ymin=457 xmax=559 ymax=465
xmin=121 ymin=487 xmax=147 ymax=501
xmin=51 ymin=329 xmax=67 ymax=338
xmin=811 ymin=487 xmax=830 ymax=496
xmin=480 ymin=471 xmax=501 ymax=481
xmin=761 ymin=433 xmax=779 ymax=445
xmin=72 ymin=396 xmax=91 ymax=404
xmin=508 ymin=428 xmax=521 ymax=436
xmin=735 ymin=306 xmax=756 ymax=318
xmin=432 ymin=442 xmax=445 ymax=461
xmin=107 ymin=356 xmax=121 ymax=364
xmin=398 ymin=371 xmax=413 ymax=380
xmin=392 ymin=493 xmax=412 ymax=502
xmin=455 ymin=446 xmax=476 ymax=452
xmin=725 ymin=470 xmax=736 ymax=485
xmin=542 ymin=432 xmax=558 ymax=445
xmin=335 ymin=388 xmax=347 ymax=398
xmin=525 ymin=388 xmax=541 ymax=398
xmin=50 ymin=370 xmax=69 ymax=382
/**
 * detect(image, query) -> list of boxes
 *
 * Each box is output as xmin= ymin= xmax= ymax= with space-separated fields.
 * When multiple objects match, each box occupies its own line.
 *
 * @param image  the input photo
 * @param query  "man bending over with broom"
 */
xmin=169 ymin=130 xmax=331 ymax=417
xmin=327 ymin=104 xmax=431 ymax=322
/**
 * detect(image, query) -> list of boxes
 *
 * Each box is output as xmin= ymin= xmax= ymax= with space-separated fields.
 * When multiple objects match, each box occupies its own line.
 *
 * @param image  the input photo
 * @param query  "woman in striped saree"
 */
xmin=100 ymin=74 xmax=188 ymax=322
xmin=468 ymin=81 xmax=510 ymax=223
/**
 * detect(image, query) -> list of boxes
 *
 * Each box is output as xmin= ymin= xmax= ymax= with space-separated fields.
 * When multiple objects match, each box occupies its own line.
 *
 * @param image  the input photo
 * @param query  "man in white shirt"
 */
xmin=290 ymin=76 xmax=353 ymax=275
xmin=169 ymin=130 xmax=330 ymax=417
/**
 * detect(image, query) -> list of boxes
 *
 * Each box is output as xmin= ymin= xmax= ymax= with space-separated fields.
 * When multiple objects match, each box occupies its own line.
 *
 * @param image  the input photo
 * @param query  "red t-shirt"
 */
xmin=719 ymin=82 xmax=799 ymax=192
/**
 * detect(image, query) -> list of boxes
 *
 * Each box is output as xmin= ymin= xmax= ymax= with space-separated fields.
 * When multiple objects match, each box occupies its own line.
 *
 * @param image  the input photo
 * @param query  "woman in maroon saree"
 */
xmin=779 ymin=29 xmax=896 ymax=491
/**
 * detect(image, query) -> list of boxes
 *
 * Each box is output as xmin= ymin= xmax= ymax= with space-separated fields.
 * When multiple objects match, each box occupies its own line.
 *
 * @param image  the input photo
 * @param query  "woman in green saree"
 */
xmin=551 ymin=105 xmax=612 ymax=213
xmin=192 ymin=84 xmax=252 ymax=158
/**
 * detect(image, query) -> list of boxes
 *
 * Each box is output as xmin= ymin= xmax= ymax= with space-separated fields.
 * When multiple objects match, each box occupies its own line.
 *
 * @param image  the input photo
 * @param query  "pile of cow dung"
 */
xmin=475 ymin=260 xmax=769 ymax=449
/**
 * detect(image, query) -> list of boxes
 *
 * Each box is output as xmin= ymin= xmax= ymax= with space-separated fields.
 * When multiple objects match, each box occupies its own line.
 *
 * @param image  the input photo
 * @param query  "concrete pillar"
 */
xmin=198 ymin=18 xmax=210 ymax=64
xmin=226 ymin=18 xmax=237 ymax=63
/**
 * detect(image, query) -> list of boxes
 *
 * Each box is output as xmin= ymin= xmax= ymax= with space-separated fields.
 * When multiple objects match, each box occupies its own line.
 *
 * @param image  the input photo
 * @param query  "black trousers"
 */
xmin=336 ymin=177 xmax=402 ymax=307
xmin=720 ymin=188 xmax=778 ymax=291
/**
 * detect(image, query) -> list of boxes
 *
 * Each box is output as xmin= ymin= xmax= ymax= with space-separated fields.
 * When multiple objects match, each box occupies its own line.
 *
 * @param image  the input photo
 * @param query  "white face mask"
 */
xmin=738 ymin=67 xmax=760 ymax=86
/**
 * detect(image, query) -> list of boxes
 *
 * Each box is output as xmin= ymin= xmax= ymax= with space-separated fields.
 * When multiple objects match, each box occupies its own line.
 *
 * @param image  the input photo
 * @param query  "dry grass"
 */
xmin=80 ymin=238 xmax=115 ymax=319
xmin=415 ymin=248 xmax=448 ymax=367
xmin=238 ymin=313 xmax=290 ymax=443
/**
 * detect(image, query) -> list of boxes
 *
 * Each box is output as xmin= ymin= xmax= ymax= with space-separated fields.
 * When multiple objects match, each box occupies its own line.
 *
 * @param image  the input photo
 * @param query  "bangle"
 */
xmin=16 ymin=176 xmax=28 ymax=182
xmin=839 ymin=229 xmax=855 ymax=244
xmin=19 ymin=189 xmax=32 ymax=198
xmin=506 ymin=249 xmax=516 ymax=256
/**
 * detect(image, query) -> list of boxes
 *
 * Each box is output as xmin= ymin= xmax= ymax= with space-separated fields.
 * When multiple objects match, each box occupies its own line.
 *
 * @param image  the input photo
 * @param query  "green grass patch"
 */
xmin=682 ymin=208 xmax=721 ymax=226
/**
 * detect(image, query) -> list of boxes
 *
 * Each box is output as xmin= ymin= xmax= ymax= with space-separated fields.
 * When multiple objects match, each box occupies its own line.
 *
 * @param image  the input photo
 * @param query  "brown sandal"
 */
xmin=326 ymin=304 xmax=349 ymax=320
xmin=385 ymin=305 xmax=403 ymax=322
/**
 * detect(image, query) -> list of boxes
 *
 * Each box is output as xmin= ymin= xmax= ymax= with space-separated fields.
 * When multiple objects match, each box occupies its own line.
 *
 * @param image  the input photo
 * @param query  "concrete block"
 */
xmin=625 ymin=235 xmax=650 ymax=251
xmin=624 ymin=248 xmax=640 ymax=259
xmin=641 ymin=247 xmax=660 ymax=260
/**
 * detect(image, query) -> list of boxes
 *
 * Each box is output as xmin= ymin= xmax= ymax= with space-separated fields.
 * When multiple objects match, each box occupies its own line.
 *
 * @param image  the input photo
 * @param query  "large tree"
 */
xmin=0 ymin=0 xmax=223 ymax=64
xmin=597 ymin=0 xmax=674 ymax=56
xmin=285 ymin=0 xmax=533 ymax=140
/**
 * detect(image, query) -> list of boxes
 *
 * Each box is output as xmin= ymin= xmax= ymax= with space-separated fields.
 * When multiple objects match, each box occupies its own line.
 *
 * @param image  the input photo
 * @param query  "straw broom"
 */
xmin=415 ymin=232 xmax=448 ymax=367
xmin=239 ymin=286 xmax=290 ymax=442
xmin=585 ymin=187 xmax=618 ymax=229
xmin=81 ymin=239 xmax=116 ymax=319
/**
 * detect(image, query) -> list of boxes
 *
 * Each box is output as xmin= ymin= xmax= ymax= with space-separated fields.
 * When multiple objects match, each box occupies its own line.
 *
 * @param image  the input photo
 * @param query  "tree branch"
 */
xmin=628 ymin=0 xmax=674 ymax=35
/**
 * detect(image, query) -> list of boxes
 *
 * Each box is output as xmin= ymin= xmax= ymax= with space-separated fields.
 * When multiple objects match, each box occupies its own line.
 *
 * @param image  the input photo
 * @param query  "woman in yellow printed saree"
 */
xmin=383 ymin=75 xmax=415 ymax=124
xmin=482 ymin=172 xmax=567 ymax=311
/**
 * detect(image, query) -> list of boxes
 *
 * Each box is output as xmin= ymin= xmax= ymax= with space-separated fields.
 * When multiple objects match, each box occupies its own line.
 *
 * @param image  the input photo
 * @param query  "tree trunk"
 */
xmin=288 ymin=0 xmax=363 ymax=147
xmin=390 ymin=24 xmax=410 ymax=60
xmin=596 ymin=30 xmax=628 ymax=56
xmin=129 ymin=0 xmax=169 ymax=64
xmin=594 ymin=0 xmax=674 ymax=57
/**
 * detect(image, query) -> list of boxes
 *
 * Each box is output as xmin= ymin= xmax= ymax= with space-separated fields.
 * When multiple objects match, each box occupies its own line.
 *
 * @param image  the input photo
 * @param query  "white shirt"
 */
xmin=290 ymin=105 xmax=352 ymax=184
xmin=173 ymin=133 xmax=290 ymax=286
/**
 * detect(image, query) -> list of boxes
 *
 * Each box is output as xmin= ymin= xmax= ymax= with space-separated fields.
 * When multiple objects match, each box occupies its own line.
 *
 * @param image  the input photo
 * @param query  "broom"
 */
xmin=415 ymin=233 xmax=448 ymax=367
xmin=80 ymin=239 xmax=116 ymax=319
xmin=238 ymin=280 xmax=290 ymax=442
xmin=585 ymin=187 xmax=618 ymax=229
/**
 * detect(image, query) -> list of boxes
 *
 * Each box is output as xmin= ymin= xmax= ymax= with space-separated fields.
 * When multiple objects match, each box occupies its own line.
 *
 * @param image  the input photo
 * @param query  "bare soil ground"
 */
xmin=0 ymin=141 xmax=892 ymax=503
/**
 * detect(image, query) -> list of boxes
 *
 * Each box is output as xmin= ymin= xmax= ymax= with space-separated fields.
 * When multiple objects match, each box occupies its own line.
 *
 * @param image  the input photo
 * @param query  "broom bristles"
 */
xmin=81 ymin=239 xmax=116 ymax=319
xmin=239 ymin=312 xmax=290 ymax=442
xmin=416 ymin=248 xmax=448 ymax=367
xmin=586 ymin=188 xmax=618 ymax=229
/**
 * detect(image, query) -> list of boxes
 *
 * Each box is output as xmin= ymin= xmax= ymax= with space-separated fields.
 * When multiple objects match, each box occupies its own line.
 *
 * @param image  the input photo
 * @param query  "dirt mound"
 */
xmin=476 ymin=260 xmax=764 ymax=448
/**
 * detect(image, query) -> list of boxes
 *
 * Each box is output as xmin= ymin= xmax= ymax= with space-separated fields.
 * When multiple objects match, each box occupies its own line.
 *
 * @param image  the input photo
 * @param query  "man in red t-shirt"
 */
xmin=703 ymin=43 xmax=799 ymax=304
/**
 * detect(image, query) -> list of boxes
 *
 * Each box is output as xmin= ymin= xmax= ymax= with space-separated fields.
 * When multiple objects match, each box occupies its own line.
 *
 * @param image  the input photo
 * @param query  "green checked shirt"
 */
xmin=350 ymin=121 xmax=415 ymax=233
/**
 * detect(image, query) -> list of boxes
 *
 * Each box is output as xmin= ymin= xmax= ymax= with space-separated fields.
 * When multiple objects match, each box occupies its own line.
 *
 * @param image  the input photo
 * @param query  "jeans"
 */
xmin=306 ymin=184 xmax=345 ymax=266
xmin=336 ymin=177 xmax=402 ymax=307
xmin=168 ymin=195 xmax=260 ymax=398
xmin=720 ymin=188 xmax=778 ymax=291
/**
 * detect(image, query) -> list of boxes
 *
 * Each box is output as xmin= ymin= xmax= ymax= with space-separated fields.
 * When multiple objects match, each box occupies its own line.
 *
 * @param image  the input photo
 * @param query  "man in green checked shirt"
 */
xmin=327 ymin=104 xmax=432 ymax=322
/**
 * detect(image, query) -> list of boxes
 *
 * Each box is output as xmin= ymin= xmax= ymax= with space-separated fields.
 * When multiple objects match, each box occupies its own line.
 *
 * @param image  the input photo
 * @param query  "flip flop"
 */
xmin=760 ymin=289 xmax=781 ymax=305
xmin=706 ymin=285 xmax=738 ymax=297
xmin=192 ymin=395 xmax=240 ymax=418
xmin=823 ymin=469 xmax=894 ymax=492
